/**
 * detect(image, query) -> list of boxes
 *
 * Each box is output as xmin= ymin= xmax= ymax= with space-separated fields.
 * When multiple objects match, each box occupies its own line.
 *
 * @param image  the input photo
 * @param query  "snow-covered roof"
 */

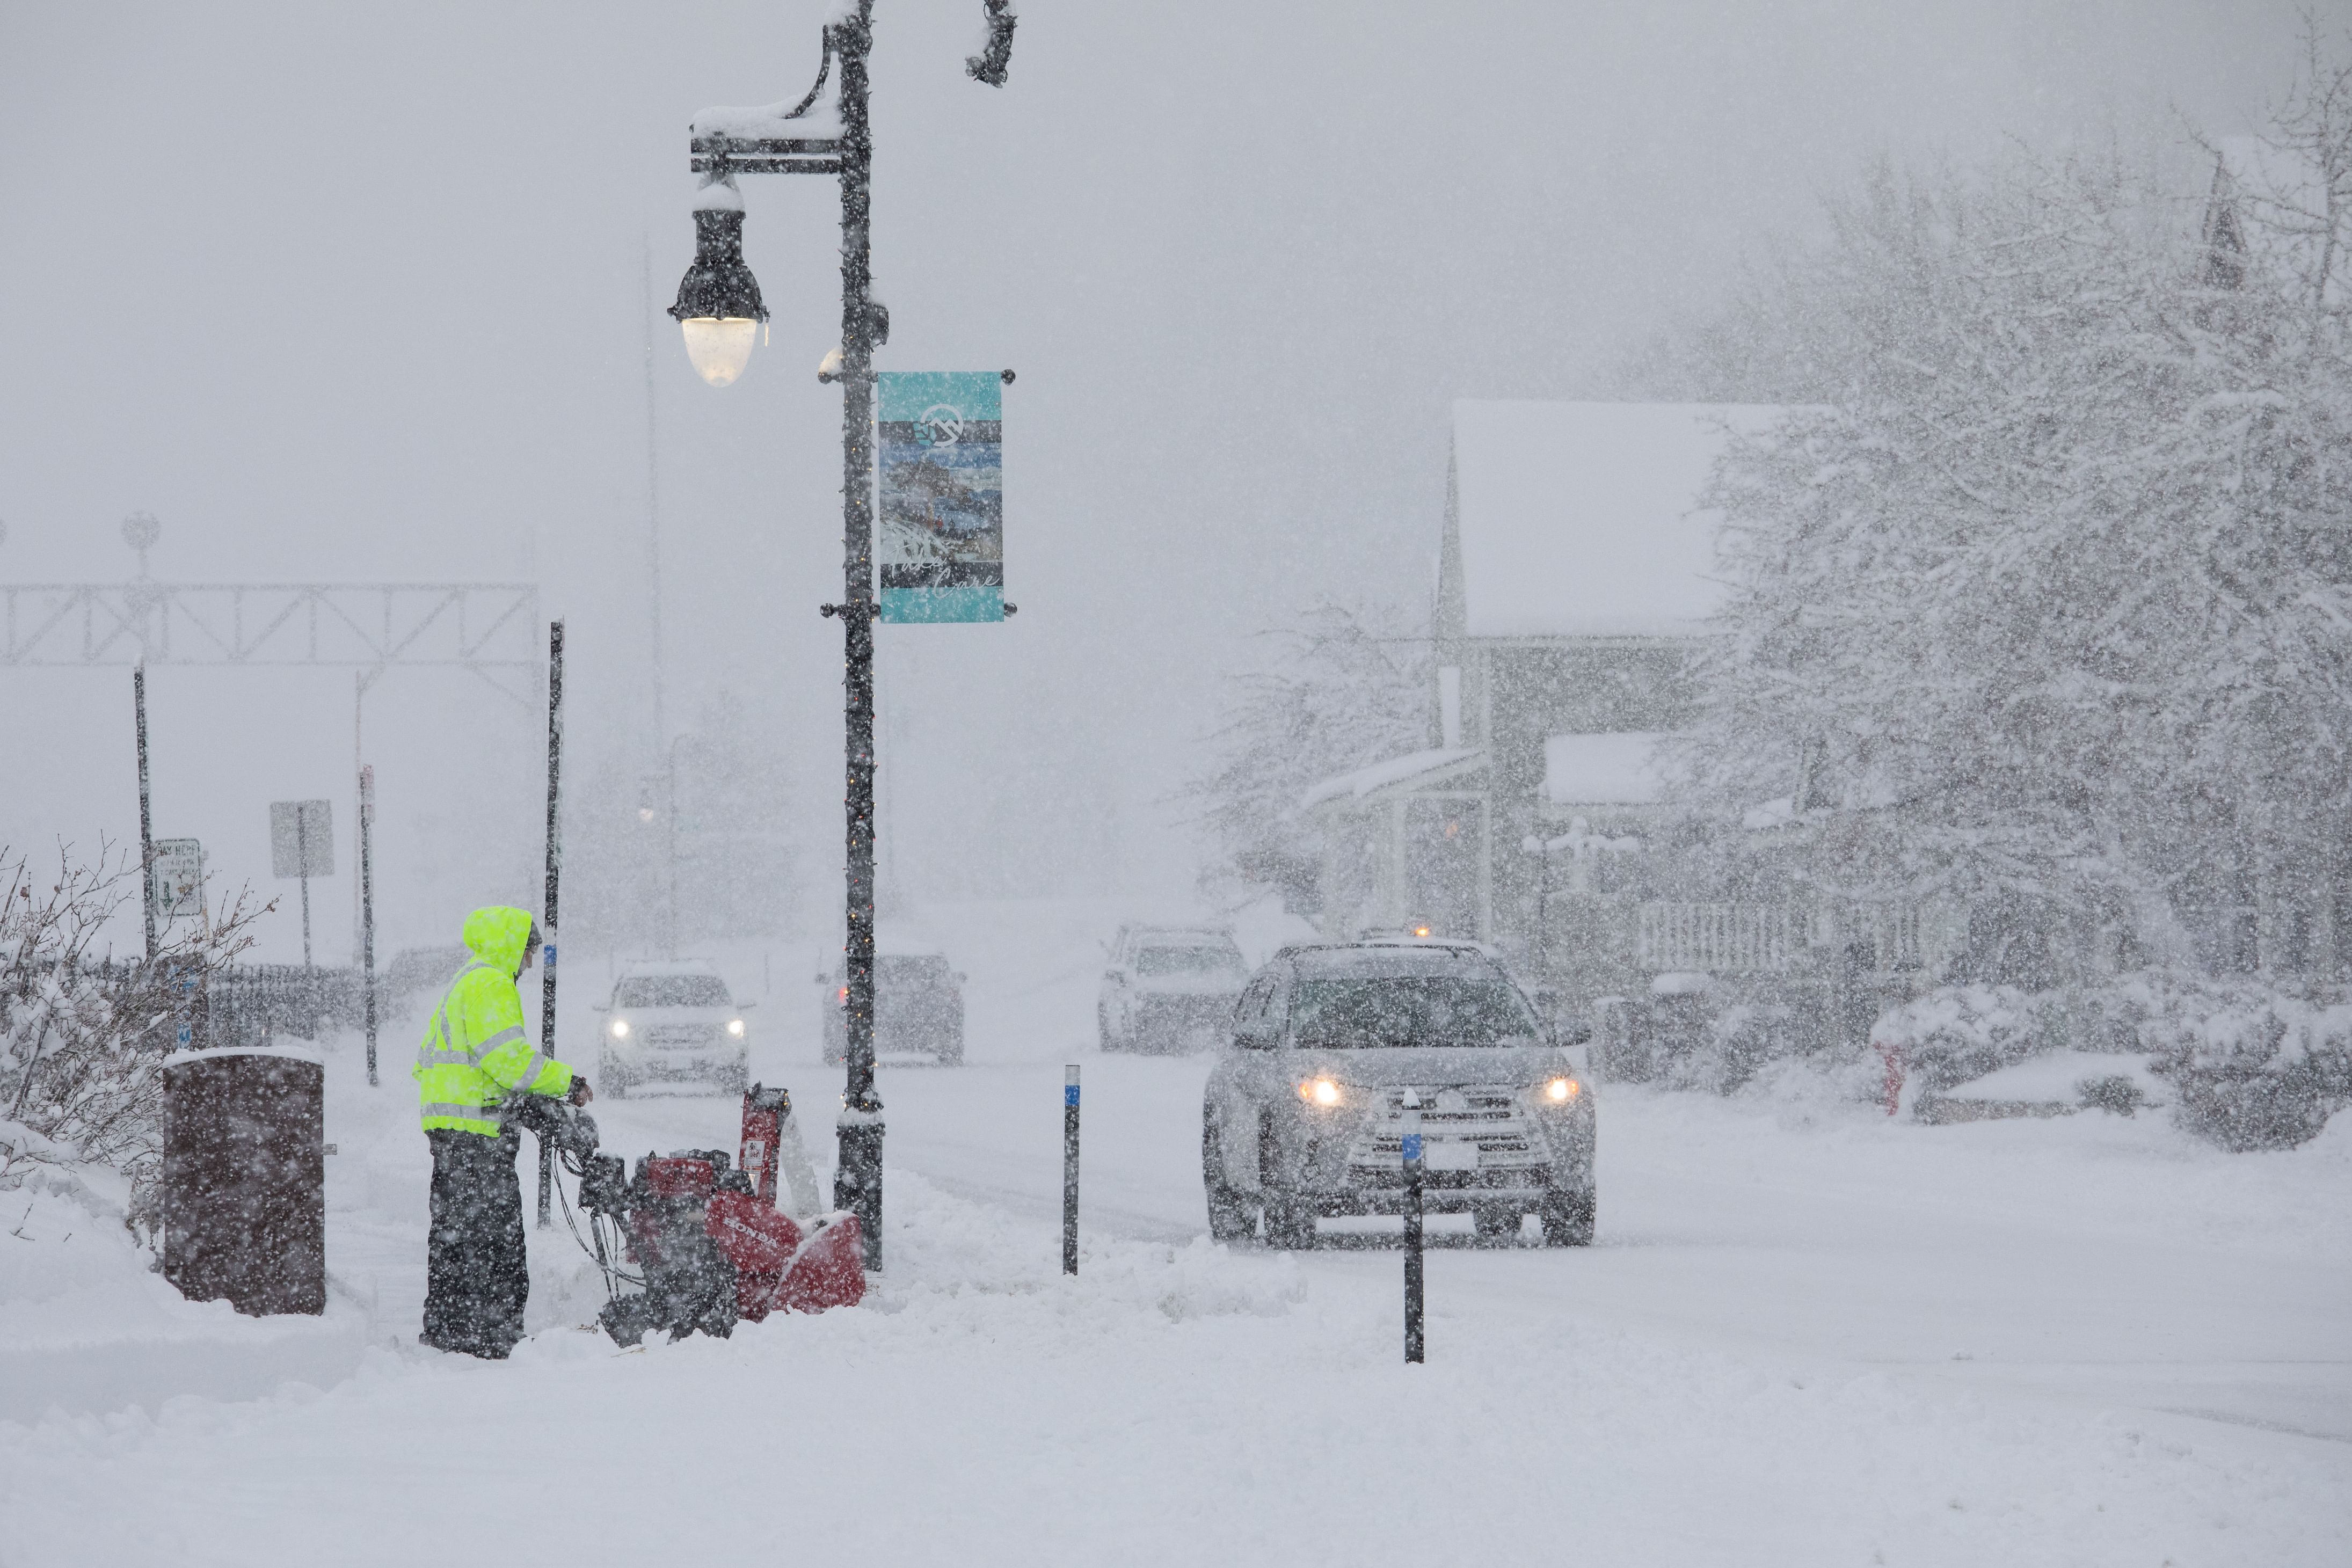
xmin=617 ymin=959 xmax=723 ymax=978
xmin=1450 ymin=400 xmax=1784 ymax=639
xmin=1543 ymin=732 xmax=1669 ymax=806
xmin=1302 ymin=747 xmax=1485 ymax=811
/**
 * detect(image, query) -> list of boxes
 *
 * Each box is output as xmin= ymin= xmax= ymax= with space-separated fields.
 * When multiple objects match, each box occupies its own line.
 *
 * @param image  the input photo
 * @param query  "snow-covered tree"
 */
xmin=1674 ymin=33 xmax=2352 ymax=984
xmin=1183 ymin=601 xmax=1431 ymax=905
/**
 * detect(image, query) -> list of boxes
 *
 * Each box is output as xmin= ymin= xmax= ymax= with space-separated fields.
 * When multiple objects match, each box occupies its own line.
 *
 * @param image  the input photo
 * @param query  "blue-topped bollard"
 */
xmin=1402 ymin=1088 xmax=1424 ymax=1363
xmin=1062 ymin=1064 xmax=1081 ymax=1275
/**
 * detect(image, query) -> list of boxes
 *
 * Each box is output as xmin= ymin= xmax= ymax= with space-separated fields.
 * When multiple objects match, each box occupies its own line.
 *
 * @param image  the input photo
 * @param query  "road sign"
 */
xmin=268 ymin=800 xmax=335 ymax=879
xmin=150 ymin=839 xmax=204 ymax=925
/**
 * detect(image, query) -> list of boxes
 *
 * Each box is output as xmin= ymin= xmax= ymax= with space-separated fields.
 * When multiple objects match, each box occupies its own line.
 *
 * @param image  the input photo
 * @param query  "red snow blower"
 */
xmin=521 ymin=1084 xmax=864 ymax=1346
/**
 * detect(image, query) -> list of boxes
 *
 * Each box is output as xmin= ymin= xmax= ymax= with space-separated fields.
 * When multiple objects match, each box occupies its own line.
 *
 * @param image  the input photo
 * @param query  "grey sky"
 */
xmin=0 ymin=0 xmax=2321 ymax=955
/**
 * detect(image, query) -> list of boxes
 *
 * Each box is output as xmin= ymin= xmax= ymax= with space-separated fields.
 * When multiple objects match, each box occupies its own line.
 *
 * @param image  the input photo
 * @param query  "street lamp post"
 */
xmin=669 ymin=0 xmax=1014 ymax=1270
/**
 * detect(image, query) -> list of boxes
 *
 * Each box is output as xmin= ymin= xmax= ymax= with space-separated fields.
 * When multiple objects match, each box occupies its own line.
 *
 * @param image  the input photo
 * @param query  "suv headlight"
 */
xmin=609 ymin=1019 xmax=630 ymax=1039
xmin=1295 ymin=1076 xmax=1343 ymax=1107
xmin=1542 ymin=1076 xmax=1579 ymax=1103
xmin=726 ymin=1018 xmax=746 ymax=1038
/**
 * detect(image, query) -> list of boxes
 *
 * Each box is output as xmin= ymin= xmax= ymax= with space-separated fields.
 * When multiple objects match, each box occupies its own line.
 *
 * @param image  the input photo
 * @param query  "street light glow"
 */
xmin=681 ymin=318 xmax=760 ymax=387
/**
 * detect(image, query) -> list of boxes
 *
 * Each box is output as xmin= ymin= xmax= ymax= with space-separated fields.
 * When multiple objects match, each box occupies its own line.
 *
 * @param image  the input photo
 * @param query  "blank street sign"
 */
xmin=269 ymin=801 xmax=335 ymax=879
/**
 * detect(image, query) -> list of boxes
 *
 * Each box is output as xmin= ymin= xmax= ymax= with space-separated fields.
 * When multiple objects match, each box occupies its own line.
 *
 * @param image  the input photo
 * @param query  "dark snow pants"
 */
xmin=422 ymin=1125 xmax=528 ymax=1358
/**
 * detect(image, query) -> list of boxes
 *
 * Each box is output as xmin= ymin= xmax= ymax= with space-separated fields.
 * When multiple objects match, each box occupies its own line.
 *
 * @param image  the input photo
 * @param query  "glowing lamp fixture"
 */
xmin=670 ymin=198 xmax=769 ymax=388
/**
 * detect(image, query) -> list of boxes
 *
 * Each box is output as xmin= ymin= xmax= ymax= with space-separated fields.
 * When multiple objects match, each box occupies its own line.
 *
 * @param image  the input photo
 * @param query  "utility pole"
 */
xmin=360 ymin=764 xmax=378 ymax=1087
xmin=134 ymin=665 xmax=157 ymax=961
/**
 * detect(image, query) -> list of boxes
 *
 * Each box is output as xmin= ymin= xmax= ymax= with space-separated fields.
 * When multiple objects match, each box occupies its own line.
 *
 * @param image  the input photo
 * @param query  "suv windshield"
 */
xmin=1287 ymin=957 xmax=1538 ymax=1048
xmin=615 ymin=975 xmax=731 ymax=1008
xmin=1135 ymin=945 xmax=1244 ymax=976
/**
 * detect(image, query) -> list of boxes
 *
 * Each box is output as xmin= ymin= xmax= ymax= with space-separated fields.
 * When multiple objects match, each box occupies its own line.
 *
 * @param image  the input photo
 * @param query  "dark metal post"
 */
xmin=296 ymin=806 xmax=313 ymax=969
xmin=538 ymin=619 xmax=565 ymax=1230
xmin=1062 ymin=1064 xmax=1080 ymax=1275
xmin=1402 ymin=1089 xmax=1425 ymax=1364
xmin=830 ymin=3 xmax=886 ymax=1272
xmin=135 ymin=665 xmax=157 ymax=962
xmin=360 ymin=764 xmax=377 ymax=1087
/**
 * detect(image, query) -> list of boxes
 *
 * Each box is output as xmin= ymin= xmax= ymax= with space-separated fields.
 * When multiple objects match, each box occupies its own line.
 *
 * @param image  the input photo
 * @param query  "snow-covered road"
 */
xmin=4 ymin=898 xmax=2348 ymax=1565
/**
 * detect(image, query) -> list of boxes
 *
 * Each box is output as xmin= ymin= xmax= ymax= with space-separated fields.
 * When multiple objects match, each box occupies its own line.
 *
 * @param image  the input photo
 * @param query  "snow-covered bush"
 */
xmin=0 ymin=842 xmax=267 ymax=1215
xmin=2106 ymin=972 xmax=2352 ymax=1151
xmin=1696 ymin=1002 xmax=1793 ymax=1094
xmin=1869 ymin=986 xmax=2049 ymax=1091
xmin=1866 ymin=974 xmax=2351 ymax=1147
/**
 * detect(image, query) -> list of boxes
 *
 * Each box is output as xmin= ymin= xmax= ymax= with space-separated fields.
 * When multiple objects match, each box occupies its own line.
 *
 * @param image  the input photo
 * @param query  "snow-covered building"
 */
xmin=1307 ymin=400 xmax=1781 ymax=993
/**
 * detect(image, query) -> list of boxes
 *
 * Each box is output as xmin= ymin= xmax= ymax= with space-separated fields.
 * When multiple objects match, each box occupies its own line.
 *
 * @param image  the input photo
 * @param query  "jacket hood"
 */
xmin=462 ymin=906 xmax=536 ymax=974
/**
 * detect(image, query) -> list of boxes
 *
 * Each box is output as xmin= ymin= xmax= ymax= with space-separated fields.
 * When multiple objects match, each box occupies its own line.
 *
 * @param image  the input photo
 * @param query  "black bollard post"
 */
xmin=1402 ymin=1088 xmax=1425 ymax=1364
xmin=1062 ymin=1064 xmax=1080 ymax=1275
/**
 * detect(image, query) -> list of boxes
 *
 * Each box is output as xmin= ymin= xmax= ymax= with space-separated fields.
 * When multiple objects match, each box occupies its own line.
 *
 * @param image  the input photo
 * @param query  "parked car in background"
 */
xmin=820 ymin=946 xmax=965 ymax=1065
xmin=1098 ymin=925 xmax=1249 ymax=1054
xmin=595 ymin=960 xmax=751 ymax=1097
xmin=1201 ymin=938 xmax=1596 ymax=1248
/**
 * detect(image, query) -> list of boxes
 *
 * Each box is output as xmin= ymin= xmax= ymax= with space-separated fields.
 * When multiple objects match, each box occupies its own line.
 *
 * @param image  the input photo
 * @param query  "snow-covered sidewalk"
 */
xmin=8 ymin=1164 xmax=2345 ymax=1568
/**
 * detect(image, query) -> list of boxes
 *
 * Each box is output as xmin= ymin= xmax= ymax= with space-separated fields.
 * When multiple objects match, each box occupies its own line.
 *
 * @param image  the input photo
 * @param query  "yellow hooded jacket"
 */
xmin=412 ymin=906 xmax=575 ymax=1136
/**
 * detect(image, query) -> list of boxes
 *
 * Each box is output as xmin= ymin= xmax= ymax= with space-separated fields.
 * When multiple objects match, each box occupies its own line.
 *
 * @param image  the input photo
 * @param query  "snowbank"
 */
xmin=0 ymin=1160 xmax=363 ymax=1427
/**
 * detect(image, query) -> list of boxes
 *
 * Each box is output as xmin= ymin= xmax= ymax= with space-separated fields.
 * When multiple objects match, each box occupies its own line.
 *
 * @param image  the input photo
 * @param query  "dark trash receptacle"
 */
xmin=163 ymin=1044 xmax=326 ymax=1316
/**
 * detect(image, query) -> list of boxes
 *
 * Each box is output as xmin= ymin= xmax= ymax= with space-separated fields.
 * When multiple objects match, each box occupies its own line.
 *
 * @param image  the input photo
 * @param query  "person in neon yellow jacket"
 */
xmin=412 ymin=905 xmax=589 ymax=1358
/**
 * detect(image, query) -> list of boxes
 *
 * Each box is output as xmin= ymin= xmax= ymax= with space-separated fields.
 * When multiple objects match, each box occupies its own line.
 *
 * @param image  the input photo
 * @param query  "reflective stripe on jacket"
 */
xmin=413 ymin=905 xmax=574 ymax=1136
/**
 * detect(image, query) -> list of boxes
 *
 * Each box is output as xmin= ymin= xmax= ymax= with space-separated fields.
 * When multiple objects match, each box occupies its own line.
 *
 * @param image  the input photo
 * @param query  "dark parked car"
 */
xmin=1201 ymin=939 xmax=1596 ymax=1248
xmin=820 ymin=950 xmax=965 ymax=1065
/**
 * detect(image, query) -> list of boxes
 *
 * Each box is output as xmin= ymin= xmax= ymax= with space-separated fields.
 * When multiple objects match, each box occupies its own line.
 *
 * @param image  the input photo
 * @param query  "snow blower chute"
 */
xmin=518 ymin=1083 xmax=864 ymax=1346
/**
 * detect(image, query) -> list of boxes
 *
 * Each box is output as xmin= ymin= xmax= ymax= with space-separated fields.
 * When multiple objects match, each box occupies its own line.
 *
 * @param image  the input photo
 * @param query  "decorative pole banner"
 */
xmin=876 ymin=371 xmax=1004 ymax=623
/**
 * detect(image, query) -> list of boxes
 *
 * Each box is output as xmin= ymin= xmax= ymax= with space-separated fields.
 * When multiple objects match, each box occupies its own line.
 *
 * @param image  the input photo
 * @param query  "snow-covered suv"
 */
xmin=594 ymin=961 xmax=752 ymax=1097
xmin=1098 ymin=925 xmax=1248 ymax=1054
xmin=1201 ymin=939 xmax=1596 ymax=1248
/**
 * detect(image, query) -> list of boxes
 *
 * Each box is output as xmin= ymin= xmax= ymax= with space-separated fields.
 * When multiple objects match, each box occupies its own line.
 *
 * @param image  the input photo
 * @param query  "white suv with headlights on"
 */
xmin=1201 ymin=939 xmax=1596 ymax=1248
xmin=594 ymin=960 xmax=752 ymax=1097
xmin=1098 ymin=924 xmax=1249 ymax=1054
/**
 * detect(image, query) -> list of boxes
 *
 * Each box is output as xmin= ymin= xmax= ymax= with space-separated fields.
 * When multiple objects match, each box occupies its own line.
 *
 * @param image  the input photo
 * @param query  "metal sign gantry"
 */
xmin=4 ymin=575 xmax=542 ymax=982
xmin=1 ymin=581 xmax=541 ymax=705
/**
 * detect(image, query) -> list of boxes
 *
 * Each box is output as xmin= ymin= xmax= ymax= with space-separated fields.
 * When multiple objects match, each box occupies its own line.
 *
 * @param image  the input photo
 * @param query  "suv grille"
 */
xmin=1346 ymin=1085 xmax=1542 ymax=1170
xmin=647 ymin=1024 xmax=717 ymax=1050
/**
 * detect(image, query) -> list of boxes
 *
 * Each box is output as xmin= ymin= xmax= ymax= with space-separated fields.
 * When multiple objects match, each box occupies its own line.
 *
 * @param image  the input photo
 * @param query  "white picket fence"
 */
xmin=1636 ymin=903 xmax=1814 ymax=974
xmin=1635 ymin=901 xmax=1965 ymax=977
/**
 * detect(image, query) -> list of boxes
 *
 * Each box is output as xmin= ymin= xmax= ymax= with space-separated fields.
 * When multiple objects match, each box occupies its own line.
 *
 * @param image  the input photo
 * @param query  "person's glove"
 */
xmin=569 ymin=1080 xmax=594 ymax=1106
